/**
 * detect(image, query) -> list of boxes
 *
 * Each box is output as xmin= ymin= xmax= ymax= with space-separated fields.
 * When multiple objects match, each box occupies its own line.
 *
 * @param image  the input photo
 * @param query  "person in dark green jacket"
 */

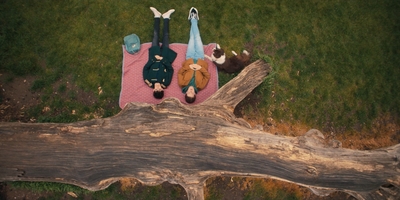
xmin=143 ymin=7 xmax=177 ymax=99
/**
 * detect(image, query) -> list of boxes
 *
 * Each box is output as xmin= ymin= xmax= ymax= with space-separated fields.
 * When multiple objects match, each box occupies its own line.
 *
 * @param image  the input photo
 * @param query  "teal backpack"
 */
xmin=124 ymin=34 xmax=140 ymax=54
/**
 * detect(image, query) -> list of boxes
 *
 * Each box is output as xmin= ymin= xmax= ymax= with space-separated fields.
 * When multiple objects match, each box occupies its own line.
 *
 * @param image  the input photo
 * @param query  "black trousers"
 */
xmin=151 ymin=18 xmax=170 ymax=48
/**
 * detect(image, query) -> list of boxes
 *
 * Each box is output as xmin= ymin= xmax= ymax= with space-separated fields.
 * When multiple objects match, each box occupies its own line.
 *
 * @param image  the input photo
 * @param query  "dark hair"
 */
xmin=153 ymin=90 xmax=164 ymax=99
xmin=185 ymin=94 xmax=196 ymax=104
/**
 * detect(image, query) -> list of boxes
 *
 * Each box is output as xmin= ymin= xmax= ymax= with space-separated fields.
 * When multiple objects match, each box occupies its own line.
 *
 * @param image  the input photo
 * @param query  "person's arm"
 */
xmin=163 ymin=64 xmax=174 ymax=87
xmin=196 ymin=60 xmax=210 ymax=90
xmin=178 ymin=60 xmax=192 ymax=88
xmin=159 ymin=48 xmax=177 ymax=87
xmin=143 ymin=62 xmax=153 ymax=88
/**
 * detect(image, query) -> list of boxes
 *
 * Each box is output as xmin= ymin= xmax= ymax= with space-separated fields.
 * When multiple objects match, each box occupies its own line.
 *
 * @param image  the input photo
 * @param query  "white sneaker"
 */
xmin=150 ymin=7 xmax=161 ymax=18
xmin=192 ymin=7 xmax=199 ymax=20
xmin=188 ymin=7 xmax=199 ymax=20
xmin=162 ymin=9 xmax=175 ymax=19
xmin=188 ymin=7 xmax=194 ymax=20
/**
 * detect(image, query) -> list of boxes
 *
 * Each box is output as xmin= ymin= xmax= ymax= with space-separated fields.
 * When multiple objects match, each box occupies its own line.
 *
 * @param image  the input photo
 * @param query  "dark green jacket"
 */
xmin=143 ymin=46 xmax=177 ymax=88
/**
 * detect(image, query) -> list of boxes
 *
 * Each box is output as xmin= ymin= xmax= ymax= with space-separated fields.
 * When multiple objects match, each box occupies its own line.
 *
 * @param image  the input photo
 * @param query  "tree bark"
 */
xmin=0 ymin=60 xmax=399 ymax=200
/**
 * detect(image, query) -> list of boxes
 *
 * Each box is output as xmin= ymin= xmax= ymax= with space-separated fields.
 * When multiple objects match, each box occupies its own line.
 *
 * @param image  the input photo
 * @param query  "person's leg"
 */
xmin=161 ymin=19 xmax=170 ymax=48
xmin=151 ymin=18 xmax=160 ymax=47
xmin=150 ymin=7 xmax=161 ymax=47
xmin=161 ymin=9 xmax=174 ymax=49
xmin=186 ymin=18 xmax=204 ymax=60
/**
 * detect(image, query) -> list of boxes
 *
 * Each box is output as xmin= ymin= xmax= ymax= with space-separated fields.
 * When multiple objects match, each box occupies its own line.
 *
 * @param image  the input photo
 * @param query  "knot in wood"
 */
xmin=306 ymin=166 xmax=318 ymax=176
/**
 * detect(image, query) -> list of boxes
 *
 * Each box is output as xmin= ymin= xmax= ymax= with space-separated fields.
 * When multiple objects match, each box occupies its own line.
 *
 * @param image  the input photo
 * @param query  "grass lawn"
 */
xmin=1 ymin=0 xmax=399 ymax=199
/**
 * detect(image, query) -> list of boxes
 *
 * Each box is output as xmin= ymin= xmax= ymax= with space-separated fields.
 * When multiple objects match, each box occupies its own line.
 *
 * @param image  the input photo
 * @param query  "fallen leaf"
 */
xmin=67 ymin=191 xmax=78 ymax=198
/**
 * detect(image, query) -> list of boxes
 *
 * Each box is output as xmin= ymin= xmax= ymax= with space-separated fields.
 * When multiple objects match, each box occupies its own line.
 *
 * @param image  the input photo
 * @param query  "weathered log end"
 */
xmin=201 ymin=59 xmax=271 ymax=110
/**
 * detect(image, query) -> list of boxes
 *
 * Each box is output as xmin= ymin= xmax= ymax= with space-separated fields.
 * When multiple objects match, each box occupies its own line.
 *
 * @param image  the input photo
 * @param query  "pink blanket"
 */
xmin=119 ymin=43 xmax=218 ymax=108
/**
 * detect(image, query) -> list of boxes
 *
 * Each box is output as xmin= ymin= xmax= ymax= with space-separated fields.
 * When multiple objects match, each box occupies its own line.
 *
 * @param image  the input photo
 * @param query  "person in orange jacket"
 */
xmin=178 ymin=7 xmax=210 ymax=103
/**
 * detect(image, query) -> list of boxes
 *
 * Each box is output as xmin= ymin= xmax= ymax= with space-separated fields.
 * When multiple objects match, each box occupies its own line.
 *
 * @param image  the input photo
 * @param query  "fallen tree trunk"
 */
xmin=0 ymin=60 xmax=399 ymax=200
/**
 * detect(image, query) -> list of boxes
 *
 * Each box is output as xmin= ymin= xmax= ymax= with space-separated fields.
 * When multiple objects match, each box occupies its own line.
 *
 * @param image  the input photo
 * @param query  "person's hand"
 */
xmin=155 ymin=55 xmax=163 ymax=60
xmin=153 ymin=82 xmax=163 ymax=92
xmin=189 ymin=64 xmax=202 ymax=71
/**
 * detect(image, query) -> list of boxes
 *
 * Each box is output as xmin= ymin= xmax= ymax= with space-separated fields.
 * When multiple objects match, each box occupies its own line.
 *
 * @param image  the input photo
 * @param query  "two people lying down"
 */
xmin=142 ymin=7 xmax=210 ymax=104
